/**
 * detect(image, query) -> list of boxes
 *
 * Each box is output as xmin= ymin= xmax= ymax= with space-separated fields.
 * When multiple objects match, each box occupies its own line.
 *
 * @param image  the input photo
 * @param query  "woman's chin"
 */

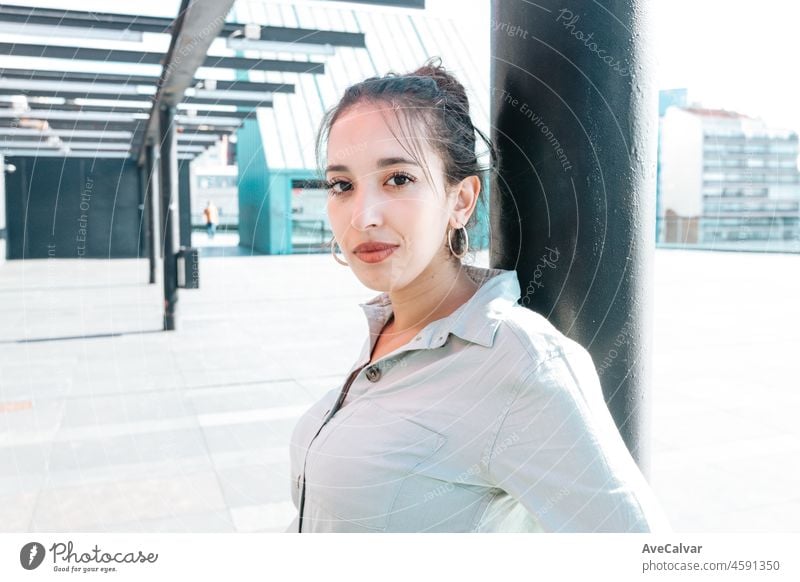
xmin=352 ymin=266 xmax=403 ymax=293
xmin=354 ymin=273 xmax=392 ymax=293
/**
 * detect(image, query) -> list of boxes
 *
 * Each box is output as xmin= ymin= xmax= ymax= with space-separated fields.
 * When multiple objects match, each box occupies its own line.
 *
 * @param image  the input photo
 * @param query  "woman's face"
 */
xmin=325 ymin=100 xmax=455 ymax=292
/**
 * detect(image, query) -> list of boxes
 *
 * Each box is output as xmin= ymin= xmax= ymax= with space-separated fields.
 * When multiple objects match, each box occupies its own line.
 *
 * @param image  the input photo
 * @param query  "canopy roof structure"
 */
xmin=0 ymin=1 xmax=367 ymax=161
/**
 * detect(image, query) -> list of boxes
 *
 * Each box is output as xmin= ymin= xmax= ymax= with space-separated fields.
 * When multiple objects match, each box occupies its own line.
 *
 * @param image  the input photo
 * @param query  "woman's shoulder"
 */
xmin=491 ymin=302 xmax=594 ymax=378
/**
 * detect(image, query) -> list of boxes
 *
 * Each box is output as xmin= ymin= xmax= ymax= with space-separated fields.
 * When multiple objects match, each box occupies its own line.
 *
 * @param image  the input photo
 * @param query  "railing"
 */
xmin=655 ymin=216 xmax=800 ymax=253
xmin=292 ymin=218 xmax=331 ymax=253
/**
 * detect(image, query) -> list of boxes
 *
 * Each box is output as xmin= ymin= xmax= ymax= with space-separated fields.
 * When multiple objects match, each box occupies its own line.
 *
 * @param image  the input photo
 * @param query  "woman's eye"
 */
xmin=326 ymin=179 xmax=352 ymax=196
xmin=386 ymin=172 xmax=415 ymax=187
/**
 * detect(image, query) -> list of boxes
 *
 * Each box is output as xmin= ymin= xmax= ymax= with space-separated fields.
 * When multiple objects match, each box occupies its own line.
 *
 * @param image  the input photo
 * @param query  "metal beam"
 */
xmin=219 ymin=23 xmax=365 ymax=49
xmin=182 ymin=96 xmax=272 ymax=108
xmin=0 ymin=68 xmax=295 ymax=94
xmin=0 ymin=109 xmax=146 ymax=122
xmin=0 ymin=87 xmax=274 ymax=110
xmin=176 ymin=125 xmax=238 ymax=134
xmin=15 ymin=103 xmax=260 ymax=120
xmin=0 ymin=80 xmax=150 ymax=98
xmin=1 ymin=149 xmax=129 ymax=158
xmin=176 ymin=133 xmax=219 ymax=143
xmin=0 ymin=110 xmax=241 ymax=130
xmin=0 ymin=119 xmax=230 ymax=137
xmin=0 ymin=21 xmax=142 ymax=42
xmin=0 ymin=3 xmax=366 ymax=47
xmin=179 ymin=110 xmax=256 ymax=121
xmin=175 ymin=114 xmax=244 ymax=126
xmin=0 ymin=117 xmax=145 ymax=130
xmin=0 ymin=4 xmax=178 ymax=35
xmin=176 ymin=145 xmax=208 ymax=153
xmin=0 ymin=42 xmax=326 ymax=74
xmin=0 ymin=127 xmax=134 ymax=140
xmin=0 ymin=139 xmax=131 ymax=150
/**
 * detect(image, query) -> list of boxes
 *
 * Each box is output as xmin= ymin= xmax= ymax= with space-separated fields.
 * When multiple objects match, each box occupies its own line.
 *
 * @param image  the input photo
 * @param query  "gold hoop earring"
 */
xmin=331 ymin=239 xmax=349 ymax=266
xmin=447 ymin=224 xmax=469 ymax=259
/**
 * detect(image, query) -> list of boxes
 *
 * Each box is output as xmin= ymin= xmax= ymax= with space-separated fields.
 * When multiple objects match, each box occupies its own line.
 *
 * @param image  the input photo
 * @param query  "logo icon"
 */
xmin=20 ymin=542 xmax=46 ymax=570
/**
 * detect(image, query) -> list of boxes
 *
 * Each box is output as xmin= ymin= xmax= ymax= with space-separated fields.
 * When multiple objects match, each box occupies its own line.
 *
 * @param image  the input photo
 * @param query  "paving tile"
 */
xmin=229 ymin=501 xmax=295 ymax=533
xmin=96 ymin=509 xmax=236 ymax=533
xmin=215 ymin=462 xmax=292 ymax=507
xmin=29 ymin=470 xmax=227 ymax=531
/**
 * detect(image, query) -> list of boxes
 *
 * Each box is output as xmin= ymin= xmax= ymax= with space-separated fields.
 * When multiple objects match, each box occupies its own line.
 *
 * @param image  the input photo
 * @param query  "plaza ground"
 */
xmin=0 ymin=245 xmax=798 ymax=532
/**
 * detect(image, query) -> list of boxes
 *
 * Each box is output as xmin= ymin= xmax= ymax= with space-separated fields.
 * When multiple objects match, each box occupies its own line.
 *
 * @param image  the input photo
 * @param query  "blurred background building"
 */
xmin=657 ymin=91 xmax=800 ymax=251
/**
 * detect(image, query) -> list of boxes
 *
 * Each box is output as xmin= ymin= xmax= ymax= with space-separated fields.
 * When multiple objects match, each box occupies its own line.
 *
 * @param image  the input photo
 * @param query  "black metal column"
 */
xmin=144 ymin=141 xmax=160 ymax=284
xmin=159 ymin=105 xmax=179 ymax=330
xmin=178 ymin=162 xmax=192 ymax=248
xmin=491 ymin=0 xmax=656 ymax=475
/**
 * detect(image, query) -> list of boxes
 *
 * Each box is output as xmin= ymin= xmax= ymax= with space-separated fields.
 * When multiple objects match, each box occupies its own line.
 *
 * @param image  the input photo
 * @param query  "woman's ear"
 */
xmin=450 ymin=175 xmax=481 ymax=226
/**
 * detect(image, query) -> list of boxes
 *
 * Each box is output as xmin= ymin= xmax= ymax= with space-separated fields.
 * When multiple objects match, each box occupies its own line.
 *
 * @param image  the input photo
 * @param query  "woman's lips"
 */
xmin=353 ymin=244 xmax=399 ymax=264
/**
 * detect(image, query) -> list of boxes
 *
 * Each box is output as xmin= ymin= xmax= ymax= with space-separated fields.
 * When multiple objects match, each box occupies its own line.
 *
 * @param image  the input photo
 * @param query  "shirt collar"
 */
xmin=357 ymin=264 xmax=521 ymax=352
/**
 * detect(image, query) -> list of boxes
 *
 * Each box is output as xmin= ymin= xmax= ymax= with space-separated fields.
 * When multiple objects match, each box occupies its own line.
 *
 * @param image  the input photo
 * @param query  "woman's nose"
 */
xmin=349 ymin=185 xmax=385 ymax=231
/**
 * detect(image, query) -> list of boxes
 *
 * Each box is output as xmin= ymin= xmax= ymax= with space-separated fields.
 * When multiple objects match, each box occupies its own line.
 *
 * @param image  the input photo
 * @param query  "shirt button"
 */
xmin=365 ymin=365 xmax=382 ymax=382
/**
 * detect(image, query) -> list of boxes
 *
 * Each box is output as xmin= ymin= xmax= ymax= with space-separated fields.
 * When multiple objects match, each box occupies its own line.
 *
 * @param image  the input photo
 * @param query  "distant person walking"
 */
xmin=203 ymin=200 xmax=219 ymax=239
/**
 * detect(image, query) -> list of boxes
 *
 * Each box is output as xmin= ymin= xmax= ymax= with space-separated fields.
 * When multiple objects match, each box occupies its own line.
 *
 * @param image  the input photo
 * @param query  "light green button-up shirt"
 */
xmin=286 ymin=264 xmax=672 ymax=533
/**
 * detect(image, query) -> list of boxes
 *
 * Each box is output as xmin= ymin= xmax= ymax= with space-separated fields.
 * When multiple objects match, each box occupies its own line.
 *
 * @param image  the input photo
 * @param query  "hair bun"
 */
xmin=410 ymin=56 xmax=469 ymax=112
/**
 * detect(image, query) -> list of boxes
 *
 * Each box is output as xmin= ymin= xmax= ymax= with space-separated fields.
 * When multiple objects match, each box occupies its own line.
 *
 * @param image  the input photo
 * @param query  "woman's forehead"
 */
xmin=327 ymin=104 xmax=433 ymax=168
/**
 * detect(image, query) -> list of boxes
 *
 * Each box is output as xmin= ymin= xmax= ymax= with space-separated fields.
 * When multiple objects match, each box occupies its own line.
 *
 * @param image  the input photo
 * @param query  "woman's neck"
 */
xmin=385 ymin=261 xmax=479 ymax=337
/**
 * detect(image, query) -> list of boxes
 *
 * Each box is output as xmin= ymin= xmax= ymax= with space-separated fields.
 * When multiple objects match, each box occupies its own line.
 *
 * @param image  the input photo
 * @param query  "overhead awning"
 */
xmin=0 ymin=2 xmax=354 ymax=161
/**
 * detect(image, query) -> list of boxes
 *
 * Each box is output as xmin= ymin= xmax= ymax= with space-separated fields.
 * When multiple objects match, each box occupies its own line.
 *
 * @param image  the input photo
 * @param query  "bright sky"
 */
xmin=2 ymin=0 xmax=798 ymax=132
xmin=651 ymin=0 xmax=799 ymax=132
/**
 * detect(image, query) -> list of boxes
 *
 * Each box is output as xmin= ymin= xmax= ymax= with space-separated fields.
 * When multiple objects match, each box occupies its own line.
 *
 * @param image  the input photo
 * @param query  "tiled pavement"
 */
xmin=0 ymin=247 xmax=798 ymax=532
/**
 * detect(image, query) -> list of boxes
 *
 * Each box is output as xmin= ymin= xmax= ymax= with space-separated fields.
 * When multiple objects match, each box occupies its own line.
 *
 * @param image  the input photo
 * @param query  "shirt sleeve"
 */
xmin=485 ymin=348 xmax=672 ymax=533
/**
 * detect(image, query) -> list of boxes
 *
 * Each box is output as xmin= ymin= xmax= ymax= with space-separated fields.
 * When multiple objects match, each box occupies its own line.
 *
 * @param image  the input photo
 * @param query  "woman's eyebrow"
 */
xmin=325 ymin=157 xmax=420 ymax=173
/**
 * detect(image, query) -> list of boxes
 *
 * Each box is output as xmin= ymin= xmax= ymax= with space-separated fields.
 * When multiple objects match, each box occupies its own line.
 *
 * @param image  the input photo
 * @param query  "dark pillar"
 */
xmin=159 ymin=105 xmax=179 ymax=330
xmin=0 ymin=153 xmax=7 ymax=264
xmin=178 ymin=162 xmax=192 ymax=248
xmin=491 ymin=1 xmax=656 ymax=475
xmin=144 ymin=142 xmax=160 ymax=284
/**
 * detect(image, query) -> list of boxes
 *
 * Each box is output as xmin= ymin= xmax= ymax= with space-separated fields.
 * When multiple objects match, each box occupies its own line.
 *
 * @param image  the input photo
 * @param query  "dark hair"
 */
xmin=315 ymin=56 xmax=498 ymax=261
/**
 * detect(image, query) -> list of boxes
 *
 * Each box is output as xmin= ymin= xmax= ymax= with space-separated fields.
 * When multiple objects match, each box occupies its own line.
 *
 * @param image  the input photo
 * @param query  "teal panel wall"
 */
xmin=237 ymin=118 xmax=291 ymax=255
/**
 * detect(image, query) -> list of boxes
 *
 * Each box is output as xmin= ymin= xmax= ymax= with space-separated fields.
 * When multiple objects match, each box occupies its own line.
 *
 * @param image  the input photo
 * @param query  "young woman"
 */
xmin=285 ymin=57 xmax=671 ymax=533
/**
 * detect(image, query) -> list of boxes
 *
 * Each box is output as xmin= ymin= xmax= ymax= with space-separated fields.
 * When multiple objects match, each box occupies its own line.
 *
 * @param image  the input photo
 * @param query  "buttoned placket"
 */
xmin=296 ymin=363 xmax=367 ymax=533
xmin=295 ymin=328 xmax=442 ymax=533
xmin=294 ymin=267 xmax=518 ymax=532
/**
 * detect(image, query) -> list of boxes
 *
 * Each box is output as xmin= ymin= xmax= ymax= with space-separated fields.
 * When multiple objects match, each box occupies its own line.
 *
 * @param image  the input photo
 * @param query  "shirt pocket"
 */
xmin=305 ymin=399 xmax=446 ymax=532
